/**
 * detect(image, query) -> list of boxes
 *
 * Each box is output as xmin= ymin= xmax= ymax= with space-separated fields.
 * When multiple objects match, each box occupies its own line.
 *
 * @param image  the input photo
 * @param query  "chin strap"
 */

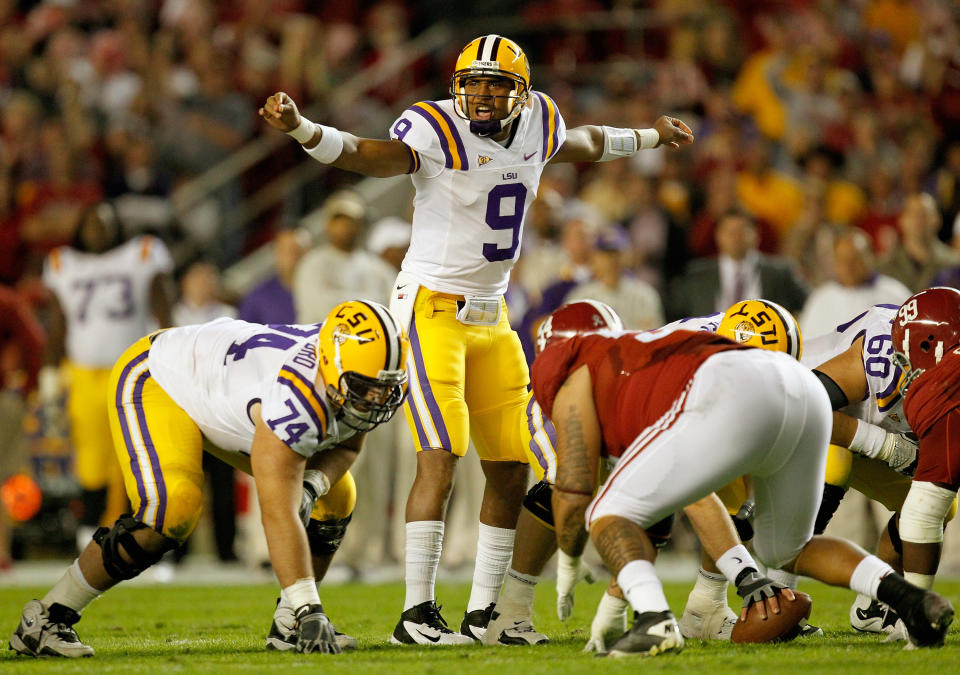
xmin=470 ymin=118 xmax=503 ymax=137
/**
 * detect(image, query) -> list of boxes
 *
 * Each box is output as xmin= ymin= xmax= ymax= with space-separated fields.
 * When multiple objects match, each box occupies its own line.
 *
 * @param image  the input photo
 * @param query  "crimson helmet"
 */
xmin=535 ymin=300 xmax=623 ymax=354
xmin=891 ymin=287 xmax=960 ymax=392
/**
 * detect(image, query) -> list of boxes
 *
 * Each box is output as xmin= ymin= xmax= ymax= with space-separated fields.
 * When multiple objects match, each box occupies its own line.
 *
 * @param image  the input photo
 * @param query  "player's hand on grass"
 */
xmin=259 ymin=92 xmax=301 ymax=133
xmin=653 ymin=116 xmax=694 ymax=148
xmin=294 ymin=604 xmax=341 ymax=654
xmin=556 ymin=551 xmax=595 ymax=621
xmin=736 ymin=570 xmax=794 ymax=621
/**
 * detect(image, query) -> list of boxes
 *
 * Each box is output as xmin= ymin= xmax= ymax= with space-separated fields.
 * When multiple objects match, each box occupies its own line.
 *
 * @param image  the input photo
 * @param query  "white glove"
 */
xmin=38 ymin=366 xmax=62 ymax=407
xmin=877 ymin=433 xmax=919 ymax=475
xmin=583 ymin=591 xmax=629 ymax=653
xmin=298 ymin=470 xmax=331 ymax=528
xmin=556 ymin=550 xmax=595 ymax=621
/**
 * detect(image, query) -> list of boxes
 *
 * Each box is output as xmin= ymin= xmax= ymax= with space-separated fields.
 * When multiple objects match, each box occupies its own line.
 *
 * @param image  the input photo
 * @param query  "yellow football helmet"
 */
xmin=717 ymin=299 xmax=802 ymax=360
xmin=317 ymin=300 xmax=410 ymax=432
xmin=449 ymin=34 xmax=530 ymax=135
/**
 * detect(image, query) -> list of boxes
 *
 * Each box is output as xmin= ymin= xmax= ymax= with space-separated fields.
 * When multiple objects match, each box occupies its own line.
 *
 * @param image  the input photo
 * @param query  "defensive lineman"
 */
xmin=260 ymin=34 xmax=693 ymax=644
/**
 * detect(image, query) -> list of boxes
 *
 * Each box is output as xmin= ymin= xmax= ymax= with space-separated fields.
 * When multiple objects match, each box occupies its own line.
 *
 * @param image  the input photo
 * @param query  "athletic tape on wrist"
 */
xmin=286 ymin=117 xmax=316 ymax=144
xmin=303 ymin=125 xmax=345 ymax=164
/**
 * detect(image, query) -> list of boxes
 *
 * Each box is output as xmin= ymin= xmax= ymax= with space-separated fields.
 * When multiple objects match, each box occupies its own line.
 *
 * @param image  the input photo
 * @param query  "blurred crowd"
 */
xmin=3 ymin=0 xmax=960 ymax=570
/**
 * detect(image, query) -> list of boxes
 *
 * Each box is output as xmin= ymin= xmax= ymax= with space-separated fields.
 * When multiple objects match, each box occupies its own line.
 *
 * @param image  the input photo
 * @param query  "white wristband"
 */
xmin=637 ymin=128 xmax=660 ymax=149
xmin=715 ymin=544 xmax=758 ymax=584
xmin=286 ymin=117 xmax=317 ymax=144
xmin=849 ymin=420 xmax=887 ymax=459
xmin=599 ymin=126 xmax=638 ymax=161
xmin=282 ymin=577 xmax=321 ymax=610
xmin=303 ymin=124 xmax=344 ymax=164
xmin=557 ymin=550 xmax=581 ymax=584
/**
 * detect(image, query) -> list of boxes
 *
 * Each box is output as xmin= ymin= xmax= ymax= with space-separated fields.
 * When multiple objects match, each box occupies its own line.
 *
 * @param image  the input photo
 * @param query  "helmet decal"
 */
xmin=717 ymin=299 xmax=802 ymax=360
xmin=449 ymin=34 xmax=531 ymax=137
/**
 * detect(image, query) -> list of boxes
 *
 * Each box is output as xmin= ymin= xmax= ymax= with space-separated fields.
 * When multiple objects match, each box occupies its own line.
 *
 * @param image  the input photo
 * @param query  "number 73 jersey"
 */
xmin=800 ymin=304 xmax=910 ymax=434
xmin=148 ymin=318 xmax=350 ymax=461
xmin=390 ymin=94 xmax=566 ymax=296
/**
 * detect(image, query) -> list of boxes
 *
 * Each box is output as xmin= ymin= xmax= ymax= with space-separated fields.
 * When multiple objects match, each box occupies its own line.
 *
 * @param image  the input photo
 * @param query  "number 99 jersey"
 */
xmin=389 ymin=94 xmax=566 ymax=296
xmin=800 ymin=304 xmax=910 ymax=434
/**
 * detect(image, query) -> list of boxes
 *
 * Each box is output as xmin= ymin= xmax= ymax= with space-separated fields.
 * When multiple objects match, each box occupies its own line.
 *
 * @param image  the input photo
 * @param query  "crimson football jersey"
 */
xmin=530 ymin=329 xmax=747 ymax=458
xmin=903 ymin=347 xmax=960 ymax=488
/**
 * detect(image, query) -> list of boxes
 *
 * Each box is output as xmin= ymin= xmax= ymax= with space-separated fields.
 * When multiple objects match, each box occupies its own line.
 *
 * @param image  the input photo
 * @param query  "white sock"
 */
xmin=850 ymin=556 xmax=895 ymax=598
xmin=42 ymin=560 xmax=101 ymax=613
xmin=617 ymin=560 xmax=669 ymax=614
xmin=767 ymin=568 xmax=800 ymax=589
xmin=467 ymin=523 xmax=516 ymax=612
xmin=592 ymin=590 xmax=630 ymax=636
xmin=496 ymin=568 xmax=538 ymax=618
xmin=689 ymin=567 xmax=728 ymax=605
xmin=404 ymin=520 xmax=444 ymax=610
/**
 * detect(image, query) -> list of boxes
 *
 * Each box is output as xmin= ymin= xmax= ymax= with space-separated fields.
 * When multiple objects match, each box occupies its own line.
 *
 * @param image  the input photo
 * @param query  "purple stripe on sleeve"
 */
xmin=535 ymin=92 xmax=549 ymax=161
xmin=409 ymin=316 xmax=452 ymax=450
xmin=549 ymin=97 xmax=560 ymax=158
xmin=278 ymin=377 xmax=325 ymax=433
xmin=133 ymin=369 xmax=167 ymax=532
xmin=280 ymin=366 xmax=329 ymax=421
xmin=114 ymin=351 xmax=149 ymax=519
xmin=410 ymin=105 xmax=454 ymax=169
xmin=421 ymin=102 xmax=469 ymax=170
xmin=525 ymin=396 xmax=549 ymax=473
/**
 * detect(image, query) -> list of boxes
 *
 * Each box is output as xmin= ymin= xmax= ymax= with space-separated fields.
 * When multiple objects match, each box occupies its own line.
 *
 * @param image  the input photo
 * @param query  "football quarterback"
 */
xmin=261 ymin=33 xmax=693 ymax=645
xmin=10 ymin=300 xmax=408 ymax=658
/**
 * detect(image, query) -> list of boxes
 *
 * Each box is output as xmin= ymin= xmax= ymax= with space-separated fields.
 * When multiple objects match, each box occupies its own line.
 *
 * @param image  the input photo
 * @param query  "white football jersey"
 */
xmin=389 ymin=94 xmax=566 ymax=296
xmin=43 ymin=236 xmax=173 ymax=367
xmin=148 ymin=319 xmax=351 ymax=459
xmin=801 ymin=304 xmax=909 ymax=433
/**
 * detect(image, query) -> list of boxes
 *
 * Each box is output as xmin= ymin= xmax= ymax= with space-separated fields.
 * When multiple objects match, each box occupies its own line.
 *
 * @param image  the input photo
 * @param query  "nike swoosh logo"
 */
xmin=396 ymin=284 xmax=407 ymax=290
xmin=416 ymin=629 xmax=441 ymax=643
xmin=732 ymin=557 xmax=743 ymax=564
xmin=856 ymin=607 xmax=880 ymax=621
xmin=524 ymin=152 xmax=536 ymax=160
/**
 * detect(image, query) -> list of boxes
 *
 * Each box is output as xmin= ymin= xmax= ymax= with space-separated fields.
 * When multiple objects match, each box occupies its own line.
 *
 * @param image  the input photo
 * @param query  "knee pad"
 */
xmin=646 ymin=514 xmax=674 ymax=550
xmin=813 ymin=483 xmax=847 ymax=535
xmin=307 ymin=514 xmax=352 ymax=556
xmin=887 ymin=514 xmax=903 ymax=556
xmin=899 ymin=481 xmax=956 ymax=544
xmin=93 ymin=515 xmax=177 ymax=581
xmin=824 ymin=445 xmax=853 ymax=488
xmin=310 ymin=471 xmax=356 ymax=522
xmin=522 ymin=480 xmax=554 ymax=529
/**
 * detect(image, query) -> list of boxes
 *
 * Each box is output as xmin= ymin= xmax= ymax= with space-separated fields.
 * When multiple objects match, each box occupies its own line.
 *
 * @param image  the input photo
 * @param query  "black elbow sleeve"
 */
xmin=812 ymin=369 xmax=849 ymax=411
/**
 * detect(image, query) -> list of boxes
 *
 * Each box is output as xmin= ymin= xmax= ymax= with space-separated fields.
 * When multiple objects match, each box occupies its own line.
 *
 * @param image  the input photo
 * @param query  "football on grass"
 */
xmin=730 ymin=591 xmax=813 ymax=644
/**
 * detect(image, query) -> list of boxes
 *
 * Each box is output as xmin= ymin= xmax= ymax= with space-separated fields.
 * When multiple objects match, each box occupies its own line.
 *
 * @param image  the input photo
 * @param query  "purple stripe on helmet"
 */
xmin=410 ymin=105 xmax=455 ymax=169
xmin=278 ymin=377 xmax=325 ymax=433
xmin=535 ymin=92 xmax=549 ymax=161
xmin=132 ymin=368 xmax=167 ymax=532
xmin=421 ymin=102 xmax=469 ymax=170
xmin=409 ymin=316 xmax=452 ymax=450
xmin=525 ymin=396 xmax=549 ymax=473
xmin=114 ymin=351 xmax=149 ymax=518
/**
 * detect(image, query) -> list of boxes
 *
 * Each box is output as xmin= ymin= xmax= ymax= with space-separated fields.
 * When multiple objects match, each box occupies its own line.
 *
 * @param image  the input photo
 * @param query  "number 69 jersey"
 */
xmin=148 ymin=318 xmax=348 ymax=460
xmin=800 ymin=304 xmax=909 ymax=434
xmin=389 ymin=94 xmax=566 ymax=296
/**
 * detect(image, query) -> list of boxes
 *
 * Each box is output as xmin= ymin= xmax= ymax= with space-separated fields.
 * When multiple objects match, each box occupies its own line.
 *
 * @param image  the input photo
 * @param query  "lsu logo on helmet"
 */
xmin=449 ymin=34 xmax=530 ymax=136
xmin=717 ymin=299 xmax=802 ymax=360
xmin=317 ymin=300 xmax=410 ymax=432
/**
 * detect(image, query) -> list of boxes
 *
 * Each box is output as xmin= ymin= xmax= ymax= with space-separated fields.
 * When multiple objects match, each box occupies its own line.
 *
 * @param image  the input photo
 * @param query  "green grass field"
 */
xmin=1 ymin=579 xmax=958 ymax=674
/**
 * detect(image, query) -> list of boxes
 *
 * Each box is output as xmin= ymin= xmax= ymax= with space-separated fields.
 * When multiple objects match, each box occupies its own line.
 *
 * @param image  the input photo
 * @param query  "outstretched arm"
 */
xmin=260 ymin=92 xmax=412 ymax=178
xmin=551 ymin=116 xmax=694 ymax=164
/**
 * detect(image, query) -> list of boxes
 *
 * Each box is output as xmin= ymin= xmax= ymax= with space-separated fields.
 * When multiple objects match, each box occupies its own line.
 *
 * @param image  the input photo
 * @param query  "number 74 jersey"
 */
xmin=800 ymin=304 xmax=910 ymax=434
xmin=148 ymin=318 xmax=350 ymax=461
xmin=390 ymin=94 xmax=566 ymax=296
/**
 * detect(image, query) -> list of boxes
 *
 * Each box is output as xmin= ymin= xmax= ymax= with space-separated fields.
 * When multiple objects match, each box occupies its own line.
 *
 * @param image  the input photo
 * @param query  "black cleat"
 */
xmin=391 ymin=601 xmax=474 ymax=645
xmin=607 ymin=610 xmax=684 ymax=658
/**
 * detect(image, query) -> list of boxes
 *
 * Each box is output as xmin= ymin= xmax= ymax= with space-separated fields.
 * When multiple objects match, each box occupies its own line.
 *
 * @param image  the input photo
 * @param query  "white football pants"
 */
xmin=587 ymin=349 xmax=831 ymax=569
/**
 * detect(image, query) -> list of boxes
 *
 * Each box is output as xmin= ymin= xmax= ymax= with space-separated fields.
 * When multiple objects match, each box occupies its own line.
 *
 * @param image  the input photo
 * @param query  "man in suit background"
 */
xmin=668 ymin=209 xmax=808 ymax=320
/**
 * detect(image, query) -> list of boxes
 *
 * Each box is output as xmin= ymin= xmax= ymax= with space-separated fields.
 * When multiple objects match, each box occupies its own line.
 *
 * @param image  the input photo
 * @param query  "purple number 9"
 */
xmin=392 ymin=118 xmax=412 ymax=141
xmin=483 ymin=183 xmax=527 ymax=263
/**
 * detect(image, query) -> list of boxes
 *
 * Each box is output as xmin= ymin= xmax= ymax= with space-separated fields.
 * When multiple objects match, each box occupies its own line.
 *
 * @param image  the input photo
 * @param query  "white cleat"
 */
xmin=850 ymin=594 xmax=899 ymax=634
xmin=678 ymin=601 xmax=737 ymax=641
xmin=390 ymin=601 xmax=475 ymax=646
xmin=481 ymin=612 xmax=548 ymax=646
xmin=9 ymin=600 xmax=94 ymax=658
